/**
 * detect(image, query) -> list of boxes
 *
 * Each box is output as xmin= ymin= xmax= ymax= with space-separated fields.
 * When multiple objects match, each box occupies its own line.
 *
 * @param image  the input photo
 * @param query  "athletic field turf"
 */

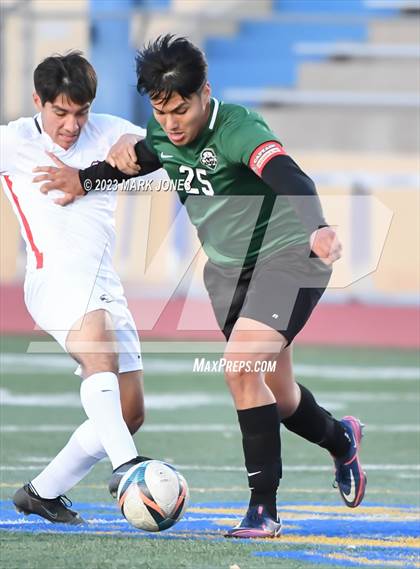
xmin=1 ymin=336 xmax=419 ymax=569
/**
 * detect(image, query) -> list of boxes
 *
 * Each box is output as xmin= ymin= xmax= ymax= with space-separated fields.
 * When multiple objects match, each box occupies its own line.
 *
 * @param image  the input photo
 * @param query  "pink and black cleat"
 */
xmin=225 ymin=504 xmax=281 ymax=538
xmin=333 ymin=416 xmax=367 ymax=508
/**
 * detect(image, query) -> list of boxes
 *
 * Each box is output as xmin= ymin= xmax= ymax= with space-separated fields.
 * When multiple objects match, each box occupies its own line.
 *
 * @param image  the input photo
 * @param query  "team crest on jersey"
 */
xmin=200 ymin=148 xmax=218 ymax=171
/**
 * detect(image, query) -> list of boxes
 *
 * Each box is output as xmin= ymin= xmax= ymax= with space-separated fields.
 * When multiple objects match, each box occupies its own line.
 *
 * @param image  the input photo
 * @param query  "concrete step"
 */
xmin=298 ymin=60 xmax=420 ymax=92
xmin=369 ymin=17 xmax=420 ymax=44
xmin=172 ymin=0 xmax=272 ymax=16
xmin=259 ymin=106 xmax=419 ymax=153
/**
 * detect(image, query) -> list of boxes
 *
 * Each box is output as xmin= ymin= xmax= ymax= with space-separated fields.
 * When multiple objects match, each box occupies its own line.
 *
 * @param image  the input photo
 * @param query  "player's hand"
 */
xmin=106 ymin=133 xmax=142 ymax=175
xmin=33 ymin=152 xmax=85 ymax=206
xmin=310 ymin=226 xmax=342 ymax=265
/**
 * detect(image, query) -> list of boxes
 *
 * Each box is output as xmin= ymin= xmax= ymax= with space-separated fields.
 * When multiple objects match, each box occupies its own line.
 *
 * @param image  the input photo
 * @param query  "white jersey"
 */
xmin=0 ymin=112 xmax=147 ymax=276
xmin=0 ymin=112 xmax=155 ymax=372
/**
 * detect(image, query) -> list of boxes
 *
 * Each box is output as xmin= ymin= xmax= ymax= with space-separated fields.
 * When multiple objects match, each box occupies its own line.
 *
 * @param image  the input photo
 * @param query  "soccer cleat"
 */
xmin=333 ymin=416 xmax=367 ymax=508
xmin=225 ymin=504 xmax=281 ymax=538
xmin=13 ymin=483 xmax=85 ymax=525
xmin=108 ymin=455 xmax=150 ymax=498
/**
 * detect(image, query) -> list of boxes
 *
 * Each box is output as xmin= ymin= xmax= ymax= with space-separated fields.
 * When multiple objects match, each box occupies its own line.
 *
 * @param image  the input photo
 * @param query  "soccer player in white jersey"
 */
xmin=0 ymin=51 xmax=158 ymax=524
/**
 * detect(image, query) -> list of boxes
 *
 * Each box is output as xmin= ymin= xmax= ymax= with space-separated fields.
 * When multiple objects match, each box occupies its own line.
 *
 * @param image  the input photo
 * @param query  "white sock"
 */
xmin=80 ymin=371 xmax=138 ymax=469
xmin=31 ymin=420 xmax=107 ymax=499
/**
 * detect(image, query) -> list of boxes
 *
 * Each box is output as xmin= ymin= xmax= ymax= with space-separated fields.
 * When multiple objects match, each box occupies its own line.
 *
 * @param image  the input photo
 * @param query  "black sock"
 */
xmin=237 ymin=403 xmax=281 ymax=519
xmin=282 ymin=383 xmax=350 ymax=458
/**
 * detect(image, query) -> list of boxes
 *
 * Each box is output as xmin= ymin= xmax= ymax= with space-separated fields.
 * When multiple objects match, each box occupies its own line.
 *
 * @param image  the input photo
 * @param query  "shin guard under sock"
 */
xmin=282 ymin=383 xmax=350 ymax=458
xmin=237 ymin=403 xmax=281 ymax=518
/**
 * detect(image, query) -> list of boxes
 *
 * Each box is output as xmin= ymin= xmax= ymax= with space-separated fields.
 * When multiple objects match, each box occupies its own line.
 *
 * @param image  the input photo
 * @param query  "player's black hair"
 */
xmin=34 ymin=50 xmax=97 ymax=105
xmin=135 ymin=34 xmax=208 ymax=104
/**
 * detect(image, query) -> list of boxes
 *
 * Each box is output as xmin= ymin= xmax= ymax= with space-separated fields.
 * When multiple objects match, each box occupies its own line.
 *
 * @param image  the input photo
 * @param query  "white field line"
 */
xmin=177 ymin=464 xmax=420 ymax=473
xmin=83 ymin=511 xmax=420 ymax=522
xmin=1 ymin=424 xmax=77 ymax=432
xmin=1 ymin=386 xmax=419 ymax=409
xmin=1 ymin=353 xmax=419 ymax=381
xmin=2 ymin=423 xmax=419 ymax=434
xmin=0 ymin=388 xmax=345 ymax=411
xmin=2 ymin=513 xmax=420 ymax=526
xmin=292 ymin=392 xmax=419 ymax=402
xmin=0 ymin=389 xmax=231 ymax=410
xmin=0 ymin=481 xmax=418 ymax=495
xmin=1 ymin=463 xmax=419 ymax=473
xmin=18 ymin=456 xmax=54 ymax=463
xmin=1 ymin=513 xmax=419 ymax=526
xmin=397 ymin=473 xmax=420 ymax=479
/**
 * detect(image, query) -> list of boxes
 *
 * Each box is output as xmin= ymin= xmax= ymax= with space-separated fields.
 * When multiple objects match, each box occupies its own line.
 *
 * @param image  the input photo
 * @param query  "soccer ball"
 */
xmin=117 ymin=460 xmax=189 ymax=532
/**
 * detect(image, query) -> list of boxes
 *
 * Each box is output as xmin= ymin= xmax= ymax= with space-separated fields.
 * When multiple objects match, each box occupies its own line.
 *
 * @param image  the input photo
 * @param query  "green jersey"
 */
xmin=145 ymin=98 xmax=308 ymax=267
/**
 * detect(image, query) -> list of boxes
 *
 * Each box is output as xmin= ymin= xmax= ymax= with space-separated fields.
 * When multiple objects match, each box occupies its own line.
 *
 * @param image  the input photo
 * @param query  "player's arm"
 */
xmin=250 ymin=144 xmax=327 ymax=233
xmin=79 ymin=139 xmax=162 ymax=192
xmin=249 ymin=142 xmax=341 ymax=264
xmin=32 ymin=140 xmax=162 ymax=204
xmin=106 ymin=133 xmax=143 ymax=175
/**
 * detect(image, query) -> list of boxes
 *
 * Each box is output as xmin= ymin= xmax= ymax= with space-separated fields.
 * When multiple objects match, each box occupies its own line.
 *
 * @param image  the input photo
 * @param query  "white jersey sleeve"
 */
xmin=0 ymin=124 xmax=18 ymax=174
xmin=90 ymin=114 xmax=146 ymax=147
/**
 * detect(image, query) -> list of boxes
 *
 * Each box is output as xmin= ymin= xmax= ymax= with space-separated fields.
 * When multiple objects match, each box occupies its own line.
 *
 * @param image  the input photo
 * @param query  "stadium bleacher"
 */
xmin=206 ymin=21 xmax=367 ymax=93
xmin=272 ymin=0 xmax=398 ymax=14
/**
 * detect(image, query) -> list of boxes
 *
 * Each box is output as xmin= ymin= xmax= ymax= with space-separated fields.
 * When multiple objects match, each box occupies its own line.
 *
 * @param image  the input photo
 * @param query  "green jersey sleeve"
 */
xmin=221 ymin=107 xmax=286 ymax=172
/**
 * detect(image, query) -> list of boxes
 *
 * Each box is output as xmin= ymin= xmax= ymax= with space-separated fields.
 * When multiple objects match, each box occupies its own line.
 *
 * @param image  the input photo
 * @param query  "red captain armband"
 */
xmin=249 ymin=141 xmax=287 ymax=177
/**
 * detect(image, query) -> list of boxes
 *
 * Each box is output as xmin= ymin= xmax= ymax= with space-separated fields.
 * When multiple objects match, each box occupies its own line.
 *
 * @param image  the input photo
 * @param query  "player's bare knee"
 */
xmin=224 ymin=360 xmax=255 ymax=391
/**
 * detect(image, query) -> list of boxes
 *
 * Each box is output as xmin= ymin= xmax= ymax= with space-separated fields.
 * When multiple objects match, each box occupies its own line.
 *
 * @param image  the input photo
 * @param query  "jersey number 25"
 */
xmin=179 ymin=165 xmax=214 ymax=196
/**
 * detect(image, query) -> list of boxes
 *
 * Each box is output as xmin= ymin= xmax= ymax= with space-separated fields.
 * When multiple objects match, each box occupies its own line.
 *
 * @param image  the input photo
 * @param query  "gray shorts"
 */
xmin=203 ymin=245 xmax=332 ymax=344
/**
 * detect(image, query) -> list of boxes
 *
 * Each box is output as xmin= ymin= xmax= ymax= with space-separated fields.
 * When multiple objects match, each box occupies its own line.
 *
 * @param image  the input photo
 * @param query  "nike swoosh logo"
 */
xmin=345 ymin=470 xmax=357 ymax=503
xmin=161 ymin=152 xmax=173 ymax=159
xmin=247 ymin=471 xmax=262 ymax=477
xmin=40 ymin=505 xmax=58 ymax=519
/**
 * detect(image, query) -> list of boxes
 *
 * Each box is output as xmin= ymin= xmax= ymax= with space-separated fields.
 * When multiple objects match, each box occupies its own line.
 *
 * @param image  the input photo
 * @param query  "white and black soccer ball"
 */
xmin=117 ymin=460 xmax=189 ymax=532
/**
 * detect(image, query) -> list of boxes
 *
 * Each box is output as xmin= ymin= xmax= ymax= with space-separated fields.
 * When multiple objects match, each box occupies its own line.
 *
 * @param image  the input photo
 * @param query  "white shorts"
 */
xmin=24 ymin=266 xmax=143 ymax=375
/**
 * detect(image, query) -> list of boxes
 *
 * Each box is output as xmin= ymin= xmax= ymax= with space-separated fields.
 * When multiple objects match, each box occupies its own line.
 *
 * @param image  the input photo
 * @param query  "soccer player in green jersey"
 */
xmin=39 ymin=35 xmax=367 ymax=538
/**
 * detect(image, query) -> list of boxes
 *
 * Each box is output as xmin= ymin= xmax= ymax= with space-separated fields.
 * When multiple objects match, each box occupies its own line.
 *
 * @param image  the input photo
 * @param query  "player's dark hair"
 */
xmin=34 ymin=50 xmax=97 ymax=105
xmin=135 ymin=34 xmax=208 ymax=104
